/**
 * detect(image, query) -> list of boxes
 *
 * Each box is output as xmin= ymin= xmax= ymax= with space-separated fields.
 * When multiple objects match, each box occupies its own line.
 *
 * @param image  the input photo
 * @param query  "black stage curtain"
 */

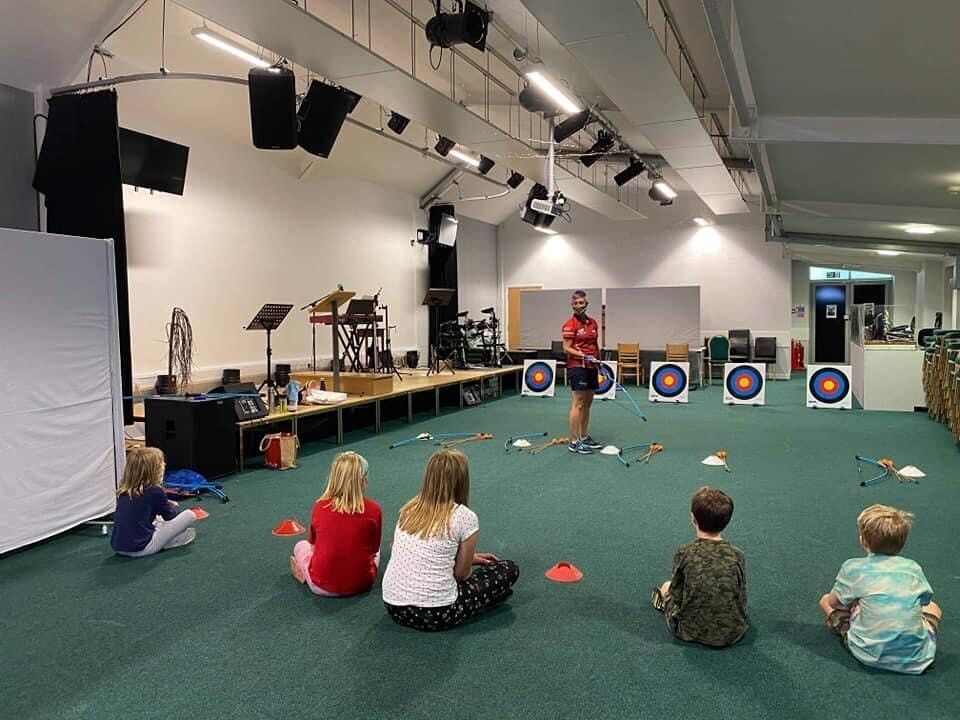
xmin=33 ymin=90 xmax=134 ymax=424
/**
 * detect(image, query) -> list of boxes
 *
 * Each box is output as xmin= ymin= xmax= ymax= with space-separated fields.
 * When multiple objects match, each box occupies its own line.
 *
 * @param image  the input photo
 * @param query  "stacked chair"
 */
xmin=922 ymin=330 xmax=960 ymax=443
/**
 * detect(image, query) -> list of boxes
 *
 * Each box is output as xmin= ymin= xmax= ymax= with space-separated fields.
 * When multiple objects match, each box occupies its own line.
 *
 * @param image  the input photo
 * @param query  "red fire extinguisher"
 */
xmin=791 ymin=340 xmax=806 ymax=371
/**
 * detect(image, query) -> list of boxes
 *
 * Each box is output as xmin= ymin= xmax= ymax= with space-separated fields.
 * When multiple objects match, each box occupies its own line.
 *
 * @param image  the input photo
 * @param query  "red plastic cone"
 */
xmin=272 ymin=518 xmax=306 ymax=536
xmin=188 ymin=507 xmax=209 ymax=520
xmin=545 ymin=562 xmax=583 ymax=583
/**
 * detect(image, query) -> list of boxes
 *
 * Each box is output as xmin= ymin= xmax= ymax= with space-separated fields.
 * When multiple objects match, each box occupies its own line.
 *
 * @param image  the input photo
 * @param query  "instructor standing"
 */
xmin=562 ymin=290 xmax=603 ymax=454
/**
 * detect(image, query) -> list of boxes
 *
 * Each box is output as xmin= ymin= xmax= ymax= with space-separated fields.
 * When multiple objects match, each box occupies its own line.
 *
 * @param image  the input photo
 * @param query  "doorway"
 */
xmin=812 ymin=283 xmax=847 ymax=363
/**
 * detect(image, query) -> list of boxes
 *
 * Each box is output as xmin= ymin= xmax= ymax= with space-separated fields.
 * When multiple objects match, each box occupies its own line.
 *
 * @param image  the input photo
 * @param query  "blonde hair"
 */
xmin=858 ymin=504 xmax=914 ymax=555
xmin=397 ymin=449 xmax=470 ymax=540
xmin=319 ymin=452 xmax=368 ymax=514
xmin=118 ymin=446 xmax=165 ymax=497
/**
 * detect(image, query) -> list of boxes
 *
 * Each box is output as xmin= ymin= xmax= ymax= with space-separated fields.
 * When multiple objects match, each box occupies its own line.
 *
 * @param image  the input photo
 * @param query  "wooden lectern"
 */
xmin=304 ymin=290 xmax=355 ymax=392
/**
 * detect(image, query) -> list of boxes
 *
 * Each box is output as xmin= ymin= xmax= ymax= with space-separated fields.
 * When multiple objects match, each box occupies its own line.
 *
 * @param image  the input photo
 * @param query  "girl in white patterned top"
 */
xmin=381 ymin=449 xmax=519 ymax=631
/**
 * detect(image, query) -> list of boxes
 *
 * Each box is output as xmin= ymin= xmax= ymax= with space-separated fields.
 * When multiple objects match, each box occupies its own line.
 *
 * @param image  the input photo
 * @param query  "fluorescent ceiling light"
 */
xmin=904 ymin=224 xmax=936 ymax=235
xmin=653 ymin=180 xmax=678 ymax=200
xmin=449 ymin=149 xmax=481 ymax=167
xmin=192 ymin=27 xmax=271 ymax=68
xmin=533 ymin=226 xmax=557 ymax=235
xmin=693 ymin=217 xmax=710 ymax=227
xmin=524 ymin=71 xmax=581 ymax=114
xmin=875 ymin=250 xmax=902 ymax=256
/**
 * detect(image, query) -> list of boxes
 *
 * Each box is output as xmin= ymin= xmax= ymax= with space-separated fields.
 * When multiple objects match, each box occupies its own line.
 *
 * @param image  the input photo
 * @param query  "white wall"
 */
xmin=498 ymin=203 xmax=791 ymax=346
xmin=119 ymin=102 xmax=433 ymax=388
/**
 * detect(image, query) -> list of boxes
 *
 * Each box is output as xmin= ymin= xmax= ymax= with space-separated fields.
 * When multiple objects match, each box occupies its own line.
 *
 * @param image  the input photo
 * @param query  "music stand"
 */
xmin=423 ymin=288 xmax=456 ymax=376
xmin=304 ymin=290 xmax=355 ymax=391
xmin=246 ymin=304 xmax=294 ymax=397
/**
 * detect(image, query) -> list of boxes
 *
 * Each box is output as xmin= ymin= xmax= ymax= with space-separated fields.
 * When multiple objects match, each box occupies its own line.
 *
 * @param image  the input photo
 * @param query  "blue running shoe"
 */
xmin=568 ymin=440 xmax=593 ymax=454
xmin=580 ymin=435 xmax=603 ymax=450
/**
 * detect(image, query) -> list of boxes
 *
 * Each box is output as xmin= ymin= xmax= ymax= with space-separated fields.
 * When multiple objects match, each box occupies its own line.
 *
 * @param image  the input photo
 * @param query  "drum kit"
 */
xmin=438 ymin=307 xmax=510 ymax=367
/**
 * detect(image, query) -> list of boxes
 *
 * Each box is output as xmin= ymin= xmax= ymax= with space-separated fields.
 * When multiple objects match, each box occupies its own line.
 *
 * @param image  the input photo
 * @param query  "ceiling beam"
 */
xmin=771 ymin=230 xmax=960 ymax=256
xmin=731 ymin=114 xmax=960 ymax=145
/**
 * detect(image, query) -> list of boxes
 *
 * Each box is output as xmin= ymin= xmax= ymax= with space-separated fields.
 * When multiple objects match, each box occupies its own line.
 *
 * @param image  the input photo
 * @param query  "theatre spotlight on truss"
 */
xmin=425 ymin=1 xmax=490 ymax=52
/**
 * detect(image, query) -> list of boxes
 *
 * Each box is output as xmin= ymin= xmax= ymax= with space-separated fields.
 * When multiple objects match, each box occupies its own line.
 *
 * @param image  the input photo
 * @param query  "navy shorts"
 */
xmin=567 ymin=366 xmax=598 ymax=391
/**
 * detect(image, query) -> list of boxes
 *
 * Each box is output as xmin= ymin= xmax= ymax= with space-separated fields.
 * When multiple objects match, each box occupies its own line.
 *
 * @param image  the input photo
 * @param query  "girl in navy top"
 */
xmin=111 ymin=447 xmax=198 ymax=556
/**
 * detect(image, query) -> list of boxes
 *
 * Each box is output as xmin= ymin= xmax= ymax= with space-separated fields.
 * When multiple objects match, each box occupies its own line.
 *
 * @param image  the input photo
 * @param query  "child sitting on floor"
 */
xmin=290 ymin=451 xmax=382 ymax=597
xmin=111 ymin=447 xmax=197 ymax=557
xmin=651 ymin=486 xmax=747 ymax=647
xmin=819 ymin=504 xmax=941 ymax=674
xmin=381 ymin=449 xmax=519 ymax=631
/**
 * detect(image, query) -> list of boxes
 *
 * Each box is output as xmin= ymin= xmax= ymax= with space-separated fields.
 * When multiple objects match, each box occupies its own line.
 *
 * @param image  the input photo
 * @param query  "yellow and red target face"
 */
xmin=725 ymin=365 xmax=764 ymax=400
xmin=809 ymin=367 xmax=850 ymax=404
xmin=651 ymin=363 xmax=687 ymax=398
xmin=524 ymin=361 xmax=555 ymax=393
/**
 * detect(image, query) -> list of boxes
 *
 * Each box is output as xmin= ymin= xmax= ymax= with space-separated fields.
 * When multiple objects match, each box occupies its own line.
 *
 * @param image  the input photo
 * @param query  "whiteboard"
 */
xmin=0 ymin=229 xmax=124 ymax=553
xmin=605 ymin=286 xmax=700 ymax=349
xmin=519 ymin=288 xmax=602 ymax=348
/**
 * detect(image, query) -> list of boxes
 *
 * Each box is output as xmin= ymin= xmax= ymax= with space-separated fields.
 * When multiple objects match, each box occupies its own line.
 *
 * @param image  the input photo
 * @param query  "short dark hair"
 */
xmin=571 ymin=290 xmax=587 ymax=300
xmin=691 ymin=486 xmax=734 ymax=533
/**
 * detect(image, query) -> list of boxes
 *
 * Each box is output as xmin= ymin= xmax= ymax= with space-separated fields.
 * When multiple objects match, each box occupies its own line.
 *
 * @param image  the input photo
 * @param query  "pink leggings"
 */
xmin=293 ymin=540 xmax=380 ymax=597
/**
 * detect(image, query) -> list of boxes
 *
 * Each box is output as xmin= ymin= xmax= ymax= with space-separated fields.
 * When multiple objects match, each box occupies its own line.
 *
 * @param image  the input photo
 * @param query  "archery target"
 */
xmin=806 ymin=364 xmax=852 ymax=409
xmin=522 ymin=360 xmax=557 ymax=397
xmin=723 ymin=363 xmax=766 ymax=405
xmin=648 ymin=362 xmax=690 ymax=403
xmin=595 ymin=361 xmax=618 ymax=400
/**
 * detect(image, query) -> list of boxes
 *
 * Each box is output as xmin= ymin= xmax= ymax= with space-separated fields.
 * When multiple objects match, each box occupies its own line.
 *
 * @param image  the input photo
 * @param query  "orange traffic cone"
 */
xmin=272 ymin=518 xmax=306 ymax=536
xmin=545 ymin=562 xmax=583 ymax=583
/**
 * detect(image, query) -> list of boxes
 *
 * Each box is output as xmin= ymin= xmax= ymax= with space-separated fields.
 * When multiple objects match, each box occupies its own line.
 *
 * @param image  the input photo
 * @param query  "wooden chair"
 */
xmin=665 ymin=343 xmax=689 ymax=363
xmin=616 ymin=343 xmax=642 ymax=386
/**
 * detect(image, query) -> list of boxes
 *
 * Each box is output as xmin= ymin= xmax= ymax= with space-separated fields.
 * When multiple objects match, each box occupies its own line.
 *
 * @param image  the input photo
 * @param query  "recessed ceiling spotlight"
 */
xmin=693 ymin=217 xmax=710 ymax=227
xmin=904 ymin=224 xmax=936 ymax=235
xmin=876 ymin=250 xmax=902 ymax=256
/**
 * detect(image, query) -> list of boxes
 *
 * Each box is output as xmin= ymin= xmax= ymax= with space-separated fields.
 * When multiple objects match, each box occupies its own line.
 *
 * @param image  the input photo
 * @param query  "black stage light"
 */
xmin=553 ymin=110 xmax=592 ymax=143
xmin=387 ymin=111 xmax=410 ymax=135
xmin=435 ymin=135 xmax=455 ymax=156
xmin=506 ymin=171 xmax=524 ymax=189
xmin=649 ymin=178 xmax=678 ymax=203
xmin=614 ymin=161 xmax=646 ymax=186
xmin=481 ymin=306 xmax=494 ymax=314
xmin=477 ymin=155 xmax=495 ymax=175
xmin=580 ymin=131 xmax=616 ymax=168
xmin=425 ymin=0 xmax=490 ymax=52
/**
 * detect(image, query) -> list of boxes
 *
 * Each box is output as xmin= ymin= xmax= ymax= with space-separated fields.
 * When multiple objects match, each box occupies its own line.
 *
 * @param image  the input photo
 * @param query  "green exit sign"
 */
xmin=826 ymin=271 xmax=841 ymax=278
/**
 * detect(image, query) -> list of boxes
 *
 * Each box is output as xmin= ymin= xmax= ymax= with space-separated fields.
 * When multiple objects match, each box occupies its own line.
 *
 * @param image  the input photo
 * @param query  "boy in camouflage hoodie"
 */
xmin=652 ymin=486 xmax=748 ymax=647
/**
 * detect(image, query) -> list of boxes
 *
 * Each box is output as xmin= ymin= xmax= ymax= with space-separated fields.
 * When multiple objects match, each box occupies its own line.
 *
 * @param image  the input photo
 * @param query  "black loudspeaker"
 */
xmin=145 ymin=397 xmax=237 ymax=479
xmin=297 ymin=80 xmax=357 ymax=158
xmin=248 ymin=66 xmax=297 ymax=149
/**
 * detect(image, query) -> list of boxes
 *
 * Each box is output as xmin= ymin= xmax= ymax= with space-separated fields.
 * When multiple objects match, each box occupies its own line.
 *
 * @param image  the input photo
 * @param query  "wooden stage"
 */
xmin=236 ymin=365 xmax=523 ymax=469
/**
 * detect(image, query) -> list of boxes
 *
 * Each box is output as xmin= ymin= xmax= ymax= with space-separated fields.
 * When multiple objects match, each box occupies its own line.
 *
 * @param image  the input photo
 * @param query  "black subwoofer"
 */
xmin=145 ymin=397 xmax=237 ymax=479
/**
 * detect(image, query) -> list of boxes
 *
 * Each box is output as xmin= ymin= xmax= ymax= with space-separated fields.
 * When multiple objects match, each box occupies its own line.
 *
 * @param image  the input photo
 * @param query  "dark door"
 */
xmin=814 ymin=284 xmax=847 ymax=363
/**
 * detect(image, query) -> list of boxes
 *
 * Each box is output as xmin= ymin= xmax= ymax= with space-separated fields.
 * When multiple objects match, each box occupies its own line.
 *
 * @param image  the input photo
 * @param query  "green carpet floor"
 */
xmin=2 ymin=379 xmax=958 ymax=719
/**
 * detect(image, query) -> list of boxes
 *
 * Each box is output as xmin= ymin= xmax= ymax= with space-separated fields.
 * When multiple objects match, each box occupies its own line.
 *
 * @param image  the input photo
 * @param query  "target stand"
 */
xmin=648 ymin=362 xmax=690 ymax=403
xmin=807 ymin=365 xmax=852 ymax=409
xmin=723 ymin=363 xmax=766 ymax=406
xmin=596 ymin=360 xmax=618 ymax=400
xmin=522 ymin=359 xmax=557 ymax=397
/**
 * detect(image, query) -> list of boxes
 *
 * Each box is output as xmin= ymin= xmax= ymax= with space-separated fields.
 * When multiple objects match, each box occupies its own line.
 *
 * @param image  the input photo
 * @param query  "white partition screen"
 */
xmin=605 ymin=286 xmax=700 ymax=349
xmin=0 ymin=229 xmax=124 ymax=553
xmin=519 ymin=288 xmax=602 ymax=348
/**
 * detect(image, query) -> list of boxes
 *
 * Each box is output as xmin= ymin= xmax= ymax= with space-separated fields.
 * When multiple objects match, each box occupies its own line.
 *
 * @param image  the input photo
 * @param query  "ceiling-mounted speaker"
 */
xmin=297 ymin=80 xmax=356 ymax=158
xmin=248 ymin=66 xmax=297 ymax=149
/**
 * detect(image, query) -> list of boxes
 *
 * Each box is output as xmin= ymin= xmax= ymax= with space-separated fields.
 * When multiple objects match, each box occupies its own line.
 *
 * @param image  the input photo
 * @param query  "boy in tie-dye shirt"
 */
xmin=819 ymin=504 xmax=942 ymax=674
